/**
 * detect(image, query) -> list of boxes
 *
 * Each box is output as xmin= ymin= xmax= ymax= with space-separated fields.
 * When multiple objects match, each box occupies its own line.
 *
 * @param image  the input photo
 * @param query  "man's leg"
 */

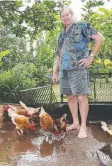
xmin=78 ymin=95 xmax=89 ymax=138
xmin=66 ymin=95 xmax=80 ymax=131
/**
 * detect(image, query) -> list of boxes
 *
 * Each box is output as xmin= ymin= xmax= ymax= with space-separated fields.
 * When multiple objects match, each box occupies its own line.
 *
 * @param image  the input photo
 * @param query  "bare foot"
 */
xmin=78 ymin=127 xmax=87 ymax=138
xmin=66 ymin=124 xmax=80 ymax=132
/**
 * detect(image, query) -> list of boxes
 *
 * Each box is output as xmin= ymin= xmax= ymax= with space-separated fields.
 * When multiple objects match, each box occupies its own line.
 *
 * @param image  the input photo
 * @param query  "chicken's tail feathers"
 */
xmin=34 ymin=107 xmax=41 ymax=113
xmin=19 ymin=101 xmax=28 ymax=110
xmin=61 ymin=113 xmax=67 ymax=120
xmin=39 ymin=106 xmax=46 ymax=117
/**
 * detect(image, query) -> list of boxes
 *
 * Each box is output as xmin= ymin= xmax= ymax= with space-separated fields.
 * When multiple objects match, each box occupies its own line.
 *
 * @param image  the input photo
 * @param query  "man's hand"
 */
xmin=52 ymin=71 xmax=59 ymax=84
xmin=79 ymin=56 xmax=94 ymax=68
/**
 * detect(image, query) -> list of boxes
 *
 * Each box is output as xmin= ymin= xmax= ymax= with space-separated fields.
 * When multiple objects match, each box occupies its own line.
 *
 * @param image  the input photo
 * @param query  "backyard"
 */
xmin=0 ymin=0 xmax=112 ymax=166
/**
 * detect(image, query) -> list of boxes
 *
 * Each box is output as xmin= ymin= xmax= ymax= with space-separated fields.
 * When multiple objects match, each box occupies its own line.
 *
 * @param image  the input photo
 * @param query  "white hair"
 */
xmin=60 ymin=6 xmax=74 ymax=17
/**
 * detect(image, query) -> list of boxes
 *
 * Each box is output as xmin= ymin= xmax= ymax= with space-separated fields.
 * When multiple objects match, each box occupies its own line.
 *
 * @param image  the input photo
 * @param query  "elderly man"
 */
xmin=53 ymin=6 xmax=104 ymax=138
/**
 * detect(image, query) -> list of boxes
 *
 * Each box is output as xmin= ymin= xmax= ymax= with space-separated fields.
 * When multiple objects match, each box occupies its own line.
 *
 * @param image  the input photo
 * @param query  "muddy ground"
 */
xmin=0 ymin=121 xmax=111 ymax=166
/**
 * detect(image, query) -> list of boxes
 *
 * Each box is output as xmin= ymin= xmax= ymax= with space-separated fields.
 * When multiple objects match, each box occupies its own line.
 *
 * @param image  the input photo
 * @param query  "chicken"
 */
xmin=39 ymin=107 xmax=54 ymax=131
xmin=8 ymin=102 xmax=40 ymax=117
xmin=8 ymin=108 xmax=35 ymax=135
xmin=19 ymin=101 xmax=40 ymax=117
xmin=8 ymin=104 xmax=29 ymax=117
xmin=101 ymin=121 xmax=112 ymax=136
xmin=54 ymin=114 xmax=67 ymax=133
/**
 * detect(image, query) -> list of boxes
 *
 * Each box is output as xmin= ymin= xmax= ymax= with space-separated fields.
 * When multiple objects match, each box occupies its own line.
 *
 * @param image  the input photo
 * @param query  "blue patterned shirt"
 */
xmin=57 ymin=22 xmax=97 ymax=77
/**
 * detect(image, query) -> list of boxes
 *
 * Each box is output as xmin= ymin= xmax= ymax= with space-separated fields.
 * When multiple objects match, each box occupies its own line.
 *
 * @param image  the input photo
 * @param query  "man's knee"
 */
xmin=78 ymin=95 xmax=88 ymax=103
xmin=67 ymin=95 xmax=77 ymax=103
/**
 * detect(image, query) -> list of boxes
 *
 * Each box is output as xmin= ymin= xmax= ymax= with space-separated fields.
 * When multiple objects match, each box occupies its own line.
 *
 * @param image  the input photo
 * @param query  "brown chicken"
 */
xmin=8 ymin=101 xmax=40 ymax=117
xmin=8 ymin=108 xmax=35 ymax=135
xmin=19 ymin=101 xmax=41 ymax=117
xmin=39 ymin=107 xmax=54 ymax=131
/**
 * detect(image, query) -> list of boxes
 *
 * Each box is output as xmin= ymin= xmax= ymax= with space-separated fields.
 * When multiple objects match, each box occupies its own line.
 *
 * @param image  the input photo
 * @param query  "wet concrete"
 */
xmin=0 ymin=121 xmax=111 ymax=166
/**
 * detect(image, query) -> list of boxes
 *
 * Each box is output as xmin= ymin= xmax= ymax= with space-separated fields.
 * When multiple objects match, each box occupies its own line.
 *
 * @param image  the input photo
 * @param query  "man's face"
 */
xmin=60 ymin=8 xmax=74 ymax=26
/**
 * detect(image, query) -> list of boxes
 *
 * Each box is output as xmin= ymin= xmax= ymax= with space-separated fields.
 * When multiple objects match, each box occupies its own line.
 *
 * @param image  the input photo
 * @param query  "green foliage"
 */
xmin=0 ymin=63 xmax=37 ymax=102
xmin=0 ymin=0 xmax=71 ymax=103
xmin=0 ymin=0 xmax=70 ymax=38
xmin=35 ymin=26 xmax=62 ymax=68
xmin=0 ymin=50 xmax=10 ymax=66
xmin=81 ymin=0 xmax=104 ymax=21
xmin=0 ymin=0 xmax=26 ymax=37
xmin=82 ymin=0 xmax=112 ymax=73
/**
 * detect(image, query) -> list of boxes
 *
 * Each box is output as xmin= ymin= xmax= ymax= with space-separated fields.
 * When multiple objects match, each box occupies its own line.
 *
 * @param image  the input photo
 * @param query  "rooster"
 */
xmin=39 ymin=107 xmax=54 ymax=131
xmin=8 ymin=108 xmax=35 ymax=135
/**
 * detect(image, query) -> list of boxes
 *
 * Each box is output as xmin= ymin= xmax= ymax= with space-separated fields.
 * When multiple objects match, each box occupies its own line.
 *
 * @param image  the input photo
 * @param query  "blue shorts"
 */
xmin=59 ymin=69 xmax=89 ymax=96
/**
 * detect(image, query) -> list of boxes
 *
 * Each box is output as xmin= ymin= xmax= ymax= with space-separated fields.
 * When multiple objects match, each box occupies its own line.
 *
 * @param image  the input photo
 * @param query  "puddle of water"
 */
xmin=88 ymin=122 xmax=111 ymax=143
xmin=0 ymin=121 xmax=60 ymax=166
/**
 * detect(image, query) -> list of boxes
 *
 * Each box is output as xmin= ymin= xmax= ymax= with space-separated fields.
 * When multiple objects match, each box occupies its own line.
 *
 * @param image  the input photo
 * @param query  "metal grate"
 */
xmin=89 ymin=73 xmax=112 ymax=102
xmin=61 ymin=73 xmax=112 ymax=103
xmin=20 ymin=85 xmax=59 ymax=109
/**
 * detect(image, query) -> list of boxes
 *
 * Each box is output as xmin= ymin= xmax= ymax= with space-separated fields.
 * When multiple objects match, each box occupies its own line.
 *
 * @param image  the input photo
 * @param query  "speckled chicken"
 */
xmin=54 ymin=114 xmax=67 ymax=133
xmin=39 ymin=107 xmax=54 ymax=131
xmin=8 ymin=108 xmax=35 ymax=135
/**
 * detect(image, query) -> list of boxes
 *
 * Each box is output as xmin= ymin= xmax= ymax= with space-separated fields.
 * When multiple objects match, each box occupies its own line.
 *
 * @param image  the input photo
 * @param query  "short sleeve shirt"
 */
xmin=57 ymin=22 xmax=97 ymax=72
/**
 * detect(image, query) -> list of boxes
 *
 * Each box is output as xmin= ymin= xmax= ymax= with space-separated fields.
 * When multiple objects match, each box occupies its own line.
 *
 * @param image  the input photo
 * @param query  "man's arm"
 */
xmin=79 ymin=32 xmax=105 ymax=68
xmin=53 ymin=56 xmax=60 ymax=73
xmin=90 ymin=32 xmax=105 ymax=57
xmin=52 ymin=56 xmax=60 ymax=83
